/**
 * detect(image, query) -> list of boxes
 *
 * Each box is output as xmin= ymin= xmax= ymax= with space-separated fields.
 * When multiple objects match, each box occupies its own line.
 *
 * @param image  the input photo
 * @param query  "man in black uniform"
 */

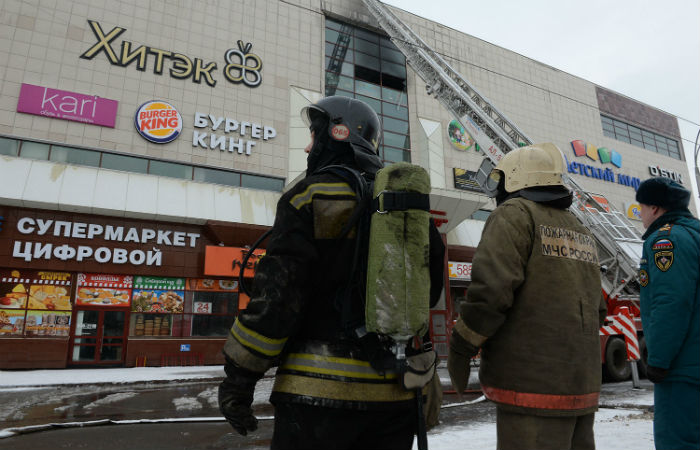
xmin=218 ymin=96 xmax=445 ymax=450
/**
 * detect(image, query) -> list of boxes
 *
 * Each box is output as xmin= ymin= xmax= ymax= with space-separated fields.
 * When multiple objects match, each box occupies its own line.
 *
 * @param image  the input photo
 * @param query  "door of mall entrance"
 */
xmin=69 ymin=308 xmax=128 ymax=366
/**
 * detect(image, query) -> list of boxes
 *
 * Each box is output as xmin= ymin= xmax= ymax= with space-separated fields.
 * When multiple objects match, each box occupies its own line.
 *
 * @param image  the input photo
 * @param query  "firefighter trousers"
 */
xmin=496 ymin=407 xmax=595 ymax=450
xmin=653 ymin=381 xmax=700 ymax=450
xmin=270 ymin=402 xmax=416 ymax=450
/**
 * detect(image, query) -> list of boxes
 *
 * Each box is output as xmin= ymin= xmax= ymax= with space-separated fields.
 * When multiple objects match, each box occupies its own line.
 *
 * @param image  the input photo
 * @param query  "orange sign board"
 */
xmin=186 ymin=278 xmax=239 ymax=292
xmin=204 ymin=246 xmax=265 ymax=278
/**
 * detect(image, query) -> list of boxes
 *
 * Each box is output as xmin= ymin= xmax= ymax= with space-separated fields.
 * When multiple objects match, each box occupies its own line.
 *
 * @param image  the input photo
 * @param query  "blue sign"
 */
xmin=180 ymin=344 xmax=191 ymax=352
xmin=564 ymin=156 xmax=640 ymax=190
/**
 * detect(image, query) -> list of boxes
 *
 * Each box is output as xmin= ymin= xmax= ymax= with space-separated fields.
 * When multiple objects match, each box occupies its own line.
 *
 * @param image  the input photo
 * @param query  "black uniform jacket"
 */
xmin=223 ymin=170 xmax=445 ymax=410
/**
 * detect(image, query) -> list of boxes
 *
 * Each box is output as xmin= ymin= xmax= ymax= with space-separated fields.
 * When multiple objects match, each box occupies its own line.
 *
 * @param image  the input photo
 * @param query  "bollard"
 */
xmin=630 ymin=360 xmax=641 ymax=388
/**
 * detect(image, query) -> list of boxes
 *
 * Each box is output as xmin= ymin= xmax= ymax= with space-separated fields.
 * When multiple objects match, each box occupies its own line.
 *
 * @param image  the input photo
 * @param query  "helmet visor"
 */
xmin=300 ymin=104 xmax=325 ymax=129
xmin=475 ymin=158 xmax=501 ymax=197
xmin=483 ymin=170 xmax=502 ymax=197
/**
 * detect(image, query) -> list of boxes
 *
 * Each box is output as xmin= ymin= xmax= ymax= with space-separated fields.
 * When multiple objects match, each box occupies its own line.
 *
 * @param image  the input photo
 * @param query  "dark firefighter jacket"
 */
xmin=639 ymin=209 xmax=700 ymax=385
xmin=453 ymin=197 xmax=606 ymax=416
xmin=223 ymin=170 xmax=445 ymax=410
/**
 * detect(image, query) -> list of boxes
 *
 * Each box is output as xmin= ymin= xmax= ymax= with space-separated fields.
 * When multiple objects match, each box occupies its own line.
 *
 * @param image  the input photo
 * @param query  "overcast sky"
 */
xmin=382 ymin=0 xmax=700 ymax=207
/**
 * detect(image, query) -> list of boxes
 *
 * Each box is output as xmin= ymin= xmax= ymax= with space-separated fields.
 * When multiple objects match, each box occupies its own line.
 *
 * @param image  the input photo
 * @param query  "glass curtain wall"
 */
xmin=324 ymin=18 xmax=411 ymax=164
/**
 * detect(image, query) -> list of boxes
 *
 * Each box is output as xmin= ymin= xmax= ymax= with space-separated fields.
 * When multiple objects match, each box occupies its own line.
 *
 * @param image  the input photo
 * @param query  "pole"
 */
xmin=694 ymin=128 xmax=700 ymax=200
xmin=630 ymin=360 xmax=641 ymax=389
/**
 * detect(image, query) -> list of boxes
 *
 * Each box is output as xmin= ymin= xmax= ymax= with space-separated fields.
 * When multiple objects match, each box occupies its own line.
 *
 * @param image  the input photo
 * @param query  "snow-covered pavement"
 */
xmin=424 ymin=406 xmax=654 ymax=450
xmin=0 ymin=366 xmax=226 ymax=388
xmin=0 ymin=366 xmax=656 ymax=449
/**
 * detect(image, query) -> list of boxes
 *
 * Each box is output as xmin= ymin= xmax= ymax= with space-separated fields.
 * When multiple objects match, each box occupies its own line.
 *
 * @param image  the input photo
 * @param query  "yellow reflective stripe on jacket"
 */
xmin=281 ymin=352 xmax=398 ymax=380
xmin=273 ymin=373 xmax=419 ymax=402
xmin=230 ymin=318 xmax=287 ymax=357
xmin=223 ymin=334 xmax=272 ymax=373
xmin=290 ymin=182 xmax=356 ymax=210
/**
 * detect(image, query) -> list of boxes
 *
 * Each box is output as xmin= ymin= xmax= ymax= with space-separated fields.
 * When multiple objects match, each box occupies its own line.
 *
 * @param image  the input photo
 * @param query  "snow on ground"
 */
xmin=419 ymin=407 xmax=654 ymax=450
xmin=197 ymin=386 xmax=219 ymax=408
xmin=0 ymin=366 xmax=656 ymax=449
xmin=172 ymin=396 xmax=204 ymax=411
xmin=0 ymin=366 xmax=226 ymax=388
xmin=170 ymin=386 xmax=227 ymax=411
xmin=82 ymin=392 xmax=139 ymax=410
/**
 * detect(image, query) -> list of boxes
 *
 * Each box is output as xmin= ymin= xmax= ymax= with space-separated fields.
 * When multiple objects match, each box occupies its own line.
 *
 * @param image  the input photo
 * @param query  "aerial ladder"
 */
xmin=362 ymin=0 xmax=644 ymax=382
xmin=326 ymin=23 xmax=353 ymax=96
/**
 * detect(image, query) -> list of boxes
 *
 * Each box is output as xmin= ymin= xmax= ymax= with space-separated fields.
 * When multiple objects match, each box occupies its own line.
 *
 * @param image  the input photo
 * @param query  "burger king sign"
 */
xmin=134 ymin=101 xmax=182 ymax=143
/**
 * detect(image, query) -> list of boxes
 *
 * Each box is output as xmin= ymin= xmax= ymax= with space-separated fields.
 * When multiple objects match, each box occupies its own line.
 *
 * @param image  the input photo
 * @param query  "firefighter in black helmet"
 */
xmin=302 ymin=95 xmax=384 ymax=175
xmin=218 ymin=96 xmax=445 ymax=449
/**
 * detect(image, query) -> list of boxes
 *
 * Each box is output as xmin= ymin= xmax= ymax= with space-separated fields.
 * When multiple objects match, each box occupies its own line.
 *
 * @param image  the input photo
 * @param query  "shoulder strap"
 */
xmin=372 ymin=191 xmax=431 ymax=213
xmin=314 ymin=165 xmax=373 ymax=332
xmin=315 ymin=165 xmax=372 ymax=237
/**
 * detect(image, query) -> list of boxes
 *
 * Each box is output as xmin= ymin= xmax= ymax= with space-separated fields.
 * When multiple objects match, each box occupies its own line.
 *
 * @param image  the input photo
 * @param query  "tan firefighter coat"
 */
xmin=455 ymin=197 xmax=607 ymax=416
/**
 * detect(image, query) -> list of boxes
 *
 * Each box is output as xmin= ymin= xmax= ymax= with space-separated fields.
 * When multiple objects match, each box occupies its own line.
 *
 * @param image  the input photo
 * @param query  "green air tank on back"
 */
xmin=365 ymin=162 xmax=432 ymax=342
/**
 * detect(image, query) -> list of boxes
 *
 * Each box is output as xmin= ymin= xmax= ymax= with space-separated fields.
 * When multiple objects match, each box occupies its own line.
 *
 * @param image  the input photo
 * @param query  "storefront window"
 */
xmin=128 ymin=276 xmax=185 ymax=337
xmin=101 ymin=153 xmax=148 ymax=174
xmin=148 ymin=160 xmax=192 ymax=179
xmin=194 ymin=167 xmax=241 ymax=187
xmin=0 ymin=269 xmax=72 ymax=338
xmin=50 ymin=145 xmax=101 ymax=167
xmin=19 ymin=141 xmax=50 ymax=160
xmin=191 ymin=314 xmax=235 ymax=337
xmin=127 ymin=277 xmax=238 ymax=338
xmin=241 ymin=174 xmax=285 ymax=191
xmin=183 ymin=278 xmax=239 ymax=337
xmin=0 ymin=137 xmax=19 ymax=156
xmin=130 ymin=313 xmax=182 ymax=337
xmin=1 ymin=268 xmax=244 ymax=342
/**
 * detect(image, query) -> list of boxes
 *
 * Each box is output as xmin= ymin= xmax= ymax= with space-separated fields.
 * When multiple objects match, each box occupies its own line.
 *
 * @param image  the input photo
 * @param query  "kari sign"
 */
xmin=17 ymin=83 xmax=118 ymax=127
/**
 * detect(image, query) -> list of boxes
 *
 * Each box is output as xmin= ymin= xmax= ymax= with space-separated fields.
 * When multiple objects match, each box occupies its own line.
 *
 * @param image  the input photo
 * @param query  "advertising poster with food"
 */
xmin=76 ymin=273 xmax=132 ymax=307
xmin=1 ymin=269 xmax=72 ymax=311
xmin=24 ymin=310 xmax=71 ymax=336
xmin=187 ymin=278 xmax=238 ymax=292
xmin=1 ymin=269 xmax=31 ymax=308
xmin=131 ymin=290 xmax=184 ymax=313
xmin=76 ymin=288 xmax=131 ymax=306
xmin=28 ymin=285 xmax=71 ymax=310
xmin=0 ymin=286 xmax=27 ymax=309
xmin=0 ymin=309 xmax=26 ymax=335
xmin=77 ymin=273 xmax=133 ymax=288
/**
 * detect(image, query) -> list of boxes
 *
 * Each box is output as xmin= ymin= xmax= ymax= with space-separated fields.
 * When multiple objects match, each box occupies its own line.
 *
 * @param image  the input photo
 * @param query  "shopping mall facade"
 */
xmin=0 ymin=0 xmax=693 ymax=368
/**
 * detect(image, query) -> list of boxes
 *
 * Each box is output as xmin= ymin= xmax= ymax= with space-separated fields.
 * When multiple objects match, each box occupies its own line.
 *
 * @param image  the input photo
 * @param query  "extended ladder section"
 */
xmin=362 ymin=0 xmax=643 ymax=299
xmin=326 ymin=23 xmax=353 ymax=96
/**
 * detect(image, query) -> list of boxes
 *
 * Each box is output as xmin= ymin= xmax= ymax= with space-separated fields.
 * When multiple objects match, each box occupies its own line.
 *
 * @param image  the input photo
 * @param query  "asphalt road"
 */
xmin=0 ymin=380 xmax=492 ymax=450
xmin=0 ymin=373 xmax=652 ymax=450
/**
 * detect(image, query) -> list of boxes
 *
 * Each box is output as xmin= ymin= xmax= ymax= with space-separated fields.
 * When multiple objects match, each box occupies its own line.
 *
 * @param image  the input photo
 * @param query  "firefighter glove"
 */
xmin=219 ymin=359 xmax=263 ymax=436
xmin=646 ymin=365 xmax=669 ymax=384
xmin=448 ymin=330 xmax=478 ymax=399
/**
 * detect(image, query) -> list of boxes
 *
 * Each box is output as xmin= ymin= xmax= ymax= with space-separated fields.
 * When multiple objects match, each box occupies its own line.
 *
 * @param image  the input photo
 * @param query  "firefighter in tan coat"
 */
xmin=448 ymin=143 xmax=607 ymax=450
